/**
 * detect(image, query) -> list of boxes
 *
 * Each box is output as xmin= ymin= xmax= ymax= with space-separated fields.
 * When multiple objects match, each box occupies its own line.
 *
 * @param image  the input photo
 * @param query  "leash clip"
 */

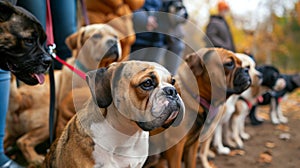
xmin=48 ymin=44 xmax=57 ymax=58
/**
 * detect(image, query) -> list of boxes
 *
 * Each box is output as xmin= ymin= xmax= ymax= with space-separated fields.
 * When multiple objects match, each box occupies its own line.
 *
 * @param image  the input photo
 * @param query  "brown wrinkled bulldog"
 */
xmin=55 ymin=24 xmax=121 ymax=137
xmin=0 ymin=1 xmax=51 ymax=85
xmin=44 ymin=61 xmax=185 ymax=168
xmin=147 ymin=48 xmax=251 ymax=168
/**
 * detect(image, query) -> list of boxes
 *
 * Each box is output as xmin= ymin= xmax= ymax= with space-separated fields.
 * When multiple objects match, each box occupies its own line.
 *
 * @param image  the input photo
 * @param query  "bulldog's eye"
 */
xmin=92 ymin=34 xmax=103 ymax=39
xmin=224 ymin=61 xmax=235 ymax=69
xmin=140 ymin=79 xmax=155 ymax=90
xmin=23 ymin=38 xmax=34 ymax=46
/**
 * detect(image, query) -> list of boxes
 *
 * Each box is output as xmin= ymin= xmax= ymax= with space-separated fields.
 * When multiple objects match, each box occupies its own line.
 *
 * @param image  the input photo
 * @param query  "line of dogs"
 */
xmin=2 ymin=2 xmax=300 ymax=168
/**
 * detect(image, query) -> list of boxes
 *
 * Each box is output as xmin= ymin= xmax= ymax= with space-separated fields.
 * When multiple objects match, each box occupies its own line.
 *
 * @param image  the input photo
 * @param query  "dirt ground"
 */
xmin=210 ymin=89 xmax=300 ymax=168
xmin=9 ymin=90 xmax=300 ymax=168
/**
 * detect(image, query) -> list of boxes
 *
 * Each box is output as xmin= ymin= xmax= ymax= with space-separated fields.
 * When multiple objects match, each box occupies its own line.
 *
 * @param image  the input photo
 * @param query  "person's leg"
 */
xmin=163 ymin=37 xmax=185 ymax=75
xmin=51 ymin=0 xmax=77 ymax=69
xmin=0 ymin=70 xmax=11 ymax=166
xmin=16 ymin=0 xmax=46 ymax=29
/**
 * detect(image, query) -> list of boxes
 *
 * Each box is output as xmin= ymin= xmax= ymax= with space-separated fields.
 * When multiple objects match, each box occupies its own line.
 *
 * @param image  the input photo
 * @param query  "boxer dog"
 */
xmin=148 ymin=48 xmax=251 ymax=168
xmin=5 ymin=71 xmax=61 ymax=167
xmin=0 ymin=1 xmax=51 ymax=85
xmin=55 ymin=24 xmax=121 ymax=137
xmin=249 ymin=73 xmax=300 ymax=125
xmin=44 ymin=61 xmax=185 ymax=168
xmin=228 ymin=65 xmax=286 ymax=149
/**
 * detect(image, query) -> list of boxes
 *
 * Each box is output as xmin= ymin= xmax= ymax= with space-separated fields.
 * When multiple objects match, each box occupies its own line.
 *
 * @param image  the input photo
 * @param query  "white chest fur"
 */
xmin=90 ymin=121 xmax=149 ymax=168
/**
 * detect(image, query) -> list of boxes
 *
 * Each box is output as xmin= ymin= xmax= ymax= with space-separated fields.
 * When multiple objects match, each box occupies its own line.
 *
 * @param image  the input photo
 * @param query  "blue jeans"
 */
xmin=17 ymin=0 xmax=77 ymax=69
xmin=0 ymin=70 xmax=11 ymax=166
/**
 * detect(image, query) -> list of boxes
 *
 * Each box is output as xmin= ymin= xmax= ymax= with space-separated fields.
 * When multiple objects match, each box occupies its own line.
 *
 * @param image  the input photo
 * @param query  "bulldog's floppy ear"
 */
xmin=65 ymin=27 xmax=85 ymax=52
xmin=184 ymin=49 xmax=208 ymax=76
xmin=0 ymin=1 xmax=15 ymax=22
xmin=86 ymin=68 xmax=112 ymax=108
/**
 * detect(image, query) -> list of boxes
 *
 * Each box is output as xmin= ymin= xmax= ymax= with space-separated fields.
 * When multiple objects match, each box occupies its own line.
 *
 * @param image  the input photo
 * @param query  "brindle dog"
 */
xmin=0 ymin=1 xmax=51 ymax=85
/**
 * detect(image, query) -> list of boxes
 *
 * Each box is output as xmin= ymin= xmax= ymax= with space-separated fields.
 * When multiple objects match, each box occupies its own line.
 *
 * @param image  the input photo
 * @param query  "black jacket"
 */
xmin=205 ymin=15 xmax=235 ymax=52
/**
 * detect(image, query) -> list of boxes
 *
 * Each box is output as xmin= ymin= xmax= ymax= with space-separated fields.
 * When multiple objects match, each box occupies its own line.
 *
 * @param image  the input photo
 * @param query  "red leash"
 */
xmin=46 ymin=0 xmax=86 ymax=80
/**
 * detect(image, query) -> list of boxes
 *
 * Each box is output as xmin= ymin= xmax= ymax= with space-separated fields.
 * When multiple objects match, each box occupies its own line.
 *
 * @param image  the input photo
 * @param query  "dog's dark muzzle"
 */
xmin=227 ymin=67 xmax=251 ymax=96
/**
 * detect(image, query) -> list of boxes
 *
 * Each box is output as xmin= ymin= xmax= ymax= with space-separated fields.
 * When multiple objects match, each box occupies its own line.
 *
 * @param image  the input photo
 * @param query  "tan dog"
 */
xmin=148 ymin=48 xmax=251 ymax=168
xmin=4 ymin=71 xmax=61 ymax=167
xmin=43 ymin=61 xmax=185 ymax=168
xmin=55 ymin=24 xmax=121 ymax=137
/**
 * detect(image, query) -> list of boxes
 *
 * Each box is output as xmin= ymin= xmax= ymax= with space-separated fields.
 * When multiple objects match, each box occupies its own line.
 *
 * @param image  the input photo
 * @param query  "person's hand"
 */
xmin=146 ymin=16 xmax=158 ymax=31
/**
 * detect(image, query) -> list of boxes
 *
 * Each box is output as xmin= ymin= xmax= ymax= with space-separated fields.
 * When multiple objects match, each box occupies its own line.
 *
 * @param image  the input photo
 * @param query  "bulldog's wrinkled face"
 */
xmin=86 ymin=61 xmax=185 ymax=131
xmin=185 ymin=48 xmax=251 ymax=105
xmin=236 ymin=53 xmax=262 ymax=87
xmin=256 ymin=65 xmax=286 ymax=91
xmin=65 ymin=24 xmax=121 ymax=68
xmin=0 ymin=2 xmax=52 ymax=85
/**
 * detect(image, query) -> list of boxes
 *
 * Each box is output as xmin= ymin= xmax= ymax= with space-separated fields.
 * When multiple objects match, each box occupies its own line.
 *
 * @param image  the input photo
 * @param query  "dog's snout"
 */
xmin=243 ymin=68 xmax=249 ymax=74
xmin=106 ymin=39 xmax=116 ymax=47
xmin=164 ymin=87 xmax=178 ymax=99
xmin=42 ymin=55 xmax=52 ymax=66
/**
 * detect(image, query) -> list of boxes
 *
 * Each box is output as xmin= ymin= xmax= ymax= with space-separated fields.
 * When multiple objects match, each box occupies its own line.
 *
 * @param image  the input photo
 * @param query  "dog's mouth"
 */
xmin=227 ymin=68 xmax=251 ymax=96
xmin=163 ymin=111 xmax=179 ymax=125
xmin=32 ymin=73 xmax=45 ymax=84
xmin=7 ymin=62 xmax=46 ymax=85
xmin=136 ymin=99 xmax=184 ymax=131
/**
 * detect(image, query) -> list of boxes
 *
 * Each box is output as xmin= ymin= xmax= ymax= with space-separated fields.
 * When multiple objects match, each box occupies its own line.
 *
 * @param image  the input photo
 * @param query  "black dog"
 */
xmin=0 ymin=1 xmax=51 ymax=85
xmin=250 ymin=73 xmax=300 ymax=125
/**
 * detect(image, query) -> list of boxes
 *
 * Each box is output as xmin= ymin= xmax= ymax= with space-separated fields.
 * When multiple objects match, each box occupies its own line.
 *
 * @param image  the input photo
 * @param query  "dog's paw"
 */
xmin=235 ymin=138 xmax=244 ymax=149
xmin=208 ymin=149 xmax=216 ymax=159
xmin=30 ymin=155 xmax=45 ymax=167
xmin=217 ymin=146 xmax=231 ymax=155
xmin=279 ymin=116 xmax=288 ymax=124
xmin=224 ymin=138 xmax=237 ymax=149
xmin=270 ymin=111 xmax=280 ymax=124
xmin=240 ymin=132 xmax=250 ymax=140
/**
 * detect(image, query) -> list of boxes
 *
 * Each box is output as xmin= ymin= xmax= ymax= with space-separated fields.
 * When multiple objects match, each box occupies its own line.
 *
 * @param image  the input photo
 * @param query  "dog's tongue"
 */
xmin=34 ymin=73 xmax=45 ymax=84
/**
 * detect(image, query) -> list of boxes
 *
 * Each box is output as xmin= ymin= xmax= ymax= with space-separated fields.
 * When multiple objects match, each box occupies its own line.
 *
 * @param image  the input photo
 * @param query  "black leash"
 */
xmin=48 ymin=61 xmax=56 ymax=144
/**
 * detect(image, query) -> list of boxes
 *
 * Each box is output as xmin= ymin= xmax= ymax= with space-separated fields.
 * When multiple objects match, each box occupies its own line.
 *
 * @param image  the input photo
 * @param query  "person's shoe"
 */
xmin=0 ymin=160 xmax=24 ymax=168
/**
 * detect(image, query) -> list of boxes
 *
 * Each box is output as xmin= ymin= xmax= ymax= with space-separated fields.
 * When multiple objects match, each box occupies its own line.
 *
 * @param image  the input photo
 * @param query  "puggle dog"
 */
xmin=0 ymin=1 xmax=51 ymax=85
xmin=44 ymin=61 xmax=185 ymax=168
xmin=148 ymin=48 xmax=251 ymax=168
xmin=55 ymin=24 xmax=121 ymax=137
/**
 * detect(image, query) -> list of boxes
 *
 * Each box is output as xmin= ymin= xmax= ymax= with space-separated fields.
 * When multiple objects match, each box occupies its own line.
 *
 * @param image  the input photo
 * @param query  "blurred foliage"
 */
xmin=228 ymin=2 xmax=300 ymax=73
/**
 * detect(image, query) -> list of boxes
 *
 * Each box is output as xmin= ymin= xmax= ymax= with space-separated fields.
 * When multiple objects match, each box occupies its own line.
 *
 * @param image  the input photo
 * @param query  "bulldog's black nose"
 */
xmin=106 ymin=39 xmax=116 ymax=47
xmin=164 ymin=87 xmax=178 ymax=99
xmin=42 ymin=55 xmax=52 ymax=67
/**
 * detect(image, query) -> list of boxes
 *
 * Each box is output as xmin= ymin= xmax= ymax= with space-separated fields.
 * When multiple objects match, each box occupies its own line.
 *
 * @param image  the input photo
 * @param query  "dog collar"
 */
xmin=180 ymin=77 xmax=218 ymax=124
xmin=238 ymin=96 xmax=253 ymax=109
xmin=75 ymin=60 xmax=90 ymax=73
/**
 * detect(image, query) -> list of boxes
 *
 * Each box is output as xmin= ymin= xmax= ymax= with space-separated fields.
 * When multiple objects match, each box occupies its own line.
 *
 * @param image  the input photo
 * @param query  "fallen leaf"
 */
xmin=265 ymin=141 xmax=276 ymax=148
xmin=275 ymin=124 xmax=290 ymax=132
xmin=209 ymin=161 xmax=218 ymax=168
xmin=228 ymin=149 xmax=245 ymax=156
xmin=258 ymin=151 xmax=272 ymax=163
xmin=279 ymin=133 xmax=291 ymax=140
